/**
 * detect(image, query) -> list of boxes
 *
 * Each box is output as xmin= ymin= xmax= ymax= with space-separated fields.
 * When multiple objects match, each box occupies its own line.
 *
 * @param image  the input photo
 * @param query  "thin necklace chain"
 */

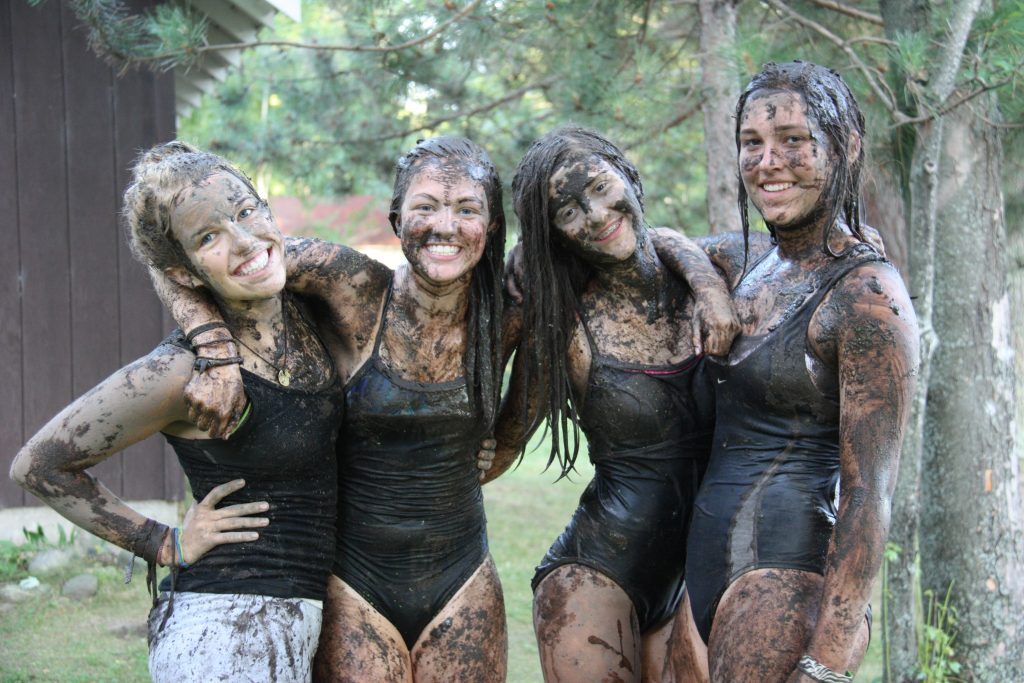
xmin=232 ymin=296 xmax=292 ymax=386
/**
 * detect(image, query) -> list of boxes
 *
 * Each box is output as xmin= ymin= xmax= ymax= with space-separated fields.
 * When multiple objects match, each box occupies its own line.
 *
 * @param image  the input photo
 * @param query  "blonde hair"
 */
xmin=122 ymin=140 xmax=262 ymax=272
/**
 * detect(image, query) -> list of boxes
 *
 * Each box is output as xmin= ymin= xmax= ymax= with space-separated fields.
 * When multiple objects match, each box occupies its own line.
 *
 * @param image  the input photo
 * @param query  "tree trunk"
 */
xmin=878 ymin=1 xmax=982 ymax=680
xmin=697 ymin=0 xmax=740 ymax=234
xmin=920 ymin=97 xmax=1024 ymax=680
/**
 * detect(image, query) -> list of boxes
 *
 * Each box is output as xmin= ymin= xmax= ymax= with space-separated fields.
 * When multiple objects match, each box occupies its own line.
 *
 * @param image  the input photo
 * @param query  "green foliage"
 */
xmin=917 ymin=583 xmax=961 ymax=682
xmin=0 ymin=539 xmax=30 ymax=581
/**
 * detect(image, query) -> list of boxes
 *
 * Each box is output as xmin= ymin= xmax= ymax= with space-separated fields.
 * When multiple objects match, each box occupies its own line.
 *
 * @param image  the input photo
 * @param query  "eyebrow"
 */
xmin=739 ymin=124 xmax=810 ymax=136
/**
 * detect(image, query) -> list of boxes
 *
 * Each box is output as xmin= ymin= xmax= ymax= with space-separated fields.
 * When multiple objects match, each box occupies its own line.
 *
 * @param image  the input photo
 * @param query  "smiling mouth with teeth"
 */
xmin=235 ymin=247 xmax=271 ymax=276
xmin=425 ymin=244 xmax=461 ymax=256
xmin=761 ymin=182 xmax=795 ymax=192
xmin=593 ymin=218 xmax=623 ymax=243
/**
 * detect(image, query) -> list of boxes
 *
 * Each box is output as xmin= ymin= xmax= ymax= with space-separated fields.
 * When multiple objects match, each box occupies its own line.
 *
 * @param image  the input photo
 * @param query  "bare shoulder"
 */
xmin=812 ymin=261 xmax=918 ymax=366
xmin=694 ymin=230 xmax=773 ymax=283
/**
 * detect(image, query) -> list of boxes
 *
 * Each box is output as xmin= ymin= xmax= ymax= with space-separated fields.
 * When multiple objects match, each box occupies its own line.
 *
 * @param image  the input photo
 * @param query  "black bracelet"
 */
xmin=192 ymin=355 xmax=244 ymax=374
xmin=185 ymin=322 xmax=231 ymax=346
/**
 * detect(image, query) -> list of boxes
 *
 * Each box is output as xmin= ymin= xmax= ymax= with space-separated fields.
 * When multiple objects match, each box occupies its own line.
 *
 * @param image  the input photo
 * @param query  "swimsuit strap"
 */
xmin=801 ymin=244 xmax=886 ymax=318
xmin=369 ymin=277 xmax=396 ymax=360
xmin=575 ymin=306 xmax=601 ymax=361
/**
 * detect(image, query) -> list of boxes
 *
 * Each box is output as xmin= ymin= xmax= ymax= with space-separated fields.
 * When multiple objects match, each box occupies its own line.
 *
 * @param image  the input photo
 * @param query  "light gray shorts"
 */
xmin=147 ymin=592 xmax=322 ymax=683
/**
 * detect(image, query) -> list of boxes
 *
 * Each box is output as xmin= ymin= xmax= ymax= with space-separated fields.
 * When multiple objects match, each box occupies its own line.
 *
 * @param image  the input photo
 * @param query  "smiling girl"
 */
xmin=9 ymin=141 xmax=344 ymax=682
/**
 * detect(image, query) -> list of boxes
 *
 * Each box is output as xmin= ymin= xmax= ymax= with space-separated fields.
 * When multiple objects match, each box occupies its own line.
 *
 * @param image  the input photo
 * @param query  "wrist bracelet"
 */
xmin=173 ymin=527 xmax=191 ymax=568
xmin=192 ymin=338 xmax=235 ymax=348
xmin=798 ymin=655 xmax=853 ymax=682
xmin=185 ymin=322 xmax=231 ymax=346
xmin=192 ymin=356 xmax=243 ymax=374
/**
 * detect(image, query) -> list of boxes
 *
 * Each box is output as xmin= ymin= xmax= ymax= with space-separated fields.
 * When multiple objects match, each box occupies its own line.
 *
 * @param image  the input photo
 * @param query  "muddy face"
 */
xmin=548 ymin=155 xmax=642 ymax=263
xmin=169 ymin=172 xmax=286 ymax=301
xmin=738 ymin=89 xmax=832 ymax=231
xmin=396 ymin=161 xmax=490 ymax=287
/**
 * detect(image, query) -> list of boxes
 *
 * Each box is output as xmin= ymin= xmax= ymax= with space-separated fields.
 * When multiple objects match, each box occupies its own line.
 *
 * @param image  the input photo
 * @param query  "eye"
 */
xmin=416 ymin=203 xmax=434 ymax=212
xmin=557 ymin=206 xmax=577 ymax=223
xmin=238 ymin=206 xmax=255 ymax=220
xmin=459 ymin=206 xmax=479 ymax=216
xmin=741 ymin=138 xmax=761 ymax=148
xmin=199 ymin=232 xmax=216 ymax=247
xmin=786 ymin=135 xmax=805 ymax=145
xmin=594 ymin=181 xmax=607 ymax=193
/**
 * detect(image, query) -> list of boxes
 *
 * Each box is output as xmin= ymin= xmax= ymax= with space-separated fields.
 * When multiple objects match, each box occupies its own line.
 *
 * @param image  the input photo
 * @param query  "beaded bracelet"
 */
xmin=798 ymin=655 xmax=853 ymax=682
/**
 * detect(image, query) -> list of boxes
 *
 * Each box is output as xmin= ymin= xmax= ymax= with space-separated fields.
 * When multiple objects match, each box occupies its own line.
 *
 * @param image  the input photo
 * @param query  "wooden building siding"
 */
xmin=1 ymin=1 xmax=182 ymax=509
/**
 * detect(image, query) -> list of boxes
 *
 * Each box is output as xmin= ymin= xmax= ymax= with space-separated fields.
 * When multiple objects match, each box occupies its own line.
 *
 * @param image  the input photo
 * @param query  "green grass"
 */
xmin=0 ymin=435 xmax=884 ymax=682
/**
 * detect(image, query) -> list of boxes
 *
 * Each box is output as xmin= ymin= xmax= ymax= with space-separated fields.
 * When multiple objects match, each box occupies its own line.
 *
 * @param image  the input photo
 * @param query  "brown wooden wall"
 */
xmin=1 ymin=1 xmax=183 ymax=509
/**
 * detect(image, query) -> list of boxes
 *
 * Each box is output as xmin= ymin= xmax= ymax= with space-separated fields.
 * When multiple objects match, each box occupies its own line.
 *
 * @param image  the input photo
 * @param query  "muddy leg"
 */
xmin=707 ymin=569 xmax=817 ymax=682
xmin=661 ymin=590 xmax=708 ymax=683
xmin=639 ymin=615 xmax=672 ymax=683
xmin=411 ymin=555 xmax=508 ymax=683
xmin=313 ymin=575 xmax=413 ymax=683
xmin=534 ymin=563 xmax=641 ymax=683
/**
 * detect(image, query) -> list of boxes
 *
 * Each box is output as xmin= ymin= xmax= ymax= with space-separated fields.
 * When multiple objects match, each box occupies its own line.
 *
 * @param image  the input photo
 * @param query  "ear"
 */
xmin=847 ymin=131 xmax=862 ymax=163
xmin=163 ymin=265 xmax=204 ymax=290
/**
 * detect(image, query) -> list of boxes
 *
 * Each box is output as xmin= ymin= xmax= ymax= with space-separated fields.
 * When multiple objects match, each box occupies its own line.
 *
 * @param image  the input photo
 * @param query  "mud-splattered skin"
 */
xmin=7 ymin=172 xmax=316 ymax=568
xmin=490 ymin=150 xmax=735 ymax=683
xmin=656 ymin=85 xmax=919 ymax=682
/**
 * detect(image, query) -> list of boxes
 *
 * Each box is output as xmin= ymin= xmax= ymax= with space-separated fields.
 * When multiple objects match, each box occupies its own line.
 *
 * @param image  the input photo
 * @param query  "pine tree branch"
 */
xmin=337 ymin=77 xmax=557 ymax=145
xmin=99 ymin=0 xmax=482 ymax=67
xmin=892 ymin=64 xmax=1024 ymax=128
xmin=763 ymin=0 xmax=908 ymax=122
xmin=805 ymin=0 xmax=884 ymax=26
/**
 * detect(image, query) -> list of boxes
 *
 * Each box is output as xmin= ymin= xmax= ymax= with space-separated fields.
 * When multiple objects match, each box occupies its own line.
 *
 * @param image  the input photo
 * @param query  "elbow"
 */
xmin=9 ymin=449 xmax=32 ymax=489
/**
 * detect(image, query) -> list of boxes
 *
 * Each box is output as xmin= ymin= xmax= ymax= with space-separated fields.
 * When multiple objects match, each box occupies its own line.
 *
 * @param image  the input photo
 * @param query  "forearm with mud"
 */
xmin=655 ymin=230 xmax=730 ymax=299
xmin=805 ymin=485 xmax=890 ymax=673
xmin=12 ymin=440 xmax=172 ymax=565
xmin=150 ymin=268 xmax=232 ymax=351
xmin=485 ymin=347 xmax=545 ymax=484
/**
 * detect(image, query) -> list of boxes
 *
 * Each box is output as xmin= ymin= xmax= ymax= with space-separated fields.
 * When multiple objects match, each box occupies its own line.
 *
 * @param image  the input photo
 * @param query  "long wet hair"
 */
xmin=389 ymin=136 xmax=506 ymax=432
xmin=511 ymin=126 xmax=645 ymax=475
xmin=123 ymin=140 xmax=265 ymax=277
xmin=735 ymin=61 xmax=867 ymax=261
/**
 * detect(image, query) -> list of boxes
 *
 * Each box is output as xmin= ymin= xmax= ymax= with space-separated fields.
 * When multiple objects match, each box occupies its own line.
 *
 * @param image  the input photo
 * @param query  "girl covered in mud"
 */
xmin=655 ymin=61 xmax=919 ymax=682
xmin=484 ymin=126 xmax=738 ymax=683
xmin=10 ymin=141 xmax=344 ymax=682
xmin=159 ymin=136 xmax=509 ymax=682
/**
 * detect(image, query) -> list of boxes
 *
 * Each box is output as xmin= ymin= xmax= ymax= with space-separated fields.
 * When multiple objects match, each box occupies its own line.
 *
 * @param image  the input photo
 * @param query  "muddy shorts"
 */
xmin=147 ymin=591 xmax=322 ymax=682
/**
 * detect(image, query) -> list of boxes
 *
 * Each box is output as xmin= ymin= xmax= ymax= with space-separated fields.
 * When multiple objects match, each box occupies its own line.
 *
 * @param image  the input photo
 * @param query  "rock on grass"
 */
xmin=62 ymin=573 xmax=99 ymax=600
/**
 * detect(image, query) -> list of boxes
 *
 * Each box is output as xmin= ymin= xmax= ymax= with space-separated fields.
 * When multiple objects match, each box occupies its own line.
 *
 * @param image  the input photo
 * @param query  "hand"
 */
xmin=175 ymin=479 xmax=269 ymax=566
xmin=185 ymin=354 xmax=247 ymax=440
xmin=477 ymin=438 xmax=497 ymax=482
xmin=691 ymin=288 xmax=740 ymax=357
xmin=860 ymin=225 xmax=887 ymax=258
xmin=504 ymin=242 xmax=525 ymax=305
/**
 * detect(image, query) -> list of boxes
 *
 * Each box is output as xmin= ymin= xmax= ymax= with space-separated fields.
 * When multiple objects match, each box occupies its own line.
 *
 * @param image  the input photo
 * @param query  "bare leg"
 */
xmin=661 ymin=590 xmax=709 ymax=683
xmin=640 ymin=616 xmax=673 ymax=683
xmin=313 ymin=575 xmax=413 ymax=683
xmin=534 ymin=564 xmax=641 ymax=683
xmin=411 ymin=555 xmax=508 ymax=683
xmin=708 ymin=568 xmax=869 ymax=683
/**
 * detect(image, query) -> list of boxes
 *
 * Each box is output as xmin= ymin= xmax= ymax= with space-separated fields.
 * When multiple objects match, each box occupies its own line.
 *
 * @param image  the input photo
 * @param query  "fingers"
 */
xmin=480 ymin=438 xmax=496 ymax=450
xmin=504 ymin=264 xmax=524 ymax=304
xmin=215 ymin=515 xmax=269 ymax=530
xmin=691 ymin=312 xmax=704 ymax=357
xmin=200 ymin=479 xmax=247 ymax=507
xmin=213 ymin=531 xmax=261 ymax=544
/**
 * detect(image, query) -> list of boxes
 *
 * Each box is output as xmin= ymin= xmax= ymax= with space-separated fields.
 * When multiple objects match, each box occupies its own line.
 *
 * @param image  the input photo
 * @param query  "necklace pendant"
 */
xmin=278 ymin=368 xmax=291 ymax=387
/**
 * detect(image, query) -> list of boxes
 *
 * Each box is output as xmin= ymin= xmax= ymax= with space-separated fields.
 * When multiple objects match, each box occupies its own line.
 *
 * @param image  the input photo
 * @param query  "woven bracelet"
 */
xmin=797 ymin=655 xmax=853 ymax=682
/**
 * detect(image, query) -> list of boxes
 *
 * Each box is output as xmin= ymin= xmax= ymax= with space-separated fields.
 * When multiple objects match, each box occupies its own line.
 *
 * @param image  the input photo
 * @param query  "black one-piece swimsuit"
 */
xmin=685 ymin=244 xmax=886 ymax=643
xmin=533 ymin=309 xmax=714 ymax=633
xmin=332 ymin=283 xmax=489 ymax=650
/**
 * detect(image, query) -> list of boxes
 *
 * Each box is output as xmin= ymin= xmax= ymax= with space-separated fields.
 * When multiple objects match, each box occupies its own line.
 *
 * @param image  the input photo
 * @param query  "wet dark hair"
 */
xmin=735 ymin=61 xmax=867 ymax=259
xmin=123 ymin=140 xmax=265 ymax=277
xmin=511 ymin=126 xmax=645 ymax=475
xmin=389 ymin=136 xmax=506 ymax=431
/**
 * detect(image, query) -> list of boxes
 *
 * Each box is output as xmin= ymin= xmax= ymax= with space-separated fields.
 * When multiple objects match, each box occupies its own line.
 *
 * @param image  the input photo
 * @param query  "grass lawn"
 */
xmin=0 ymin=435 xmax=884 ymax=681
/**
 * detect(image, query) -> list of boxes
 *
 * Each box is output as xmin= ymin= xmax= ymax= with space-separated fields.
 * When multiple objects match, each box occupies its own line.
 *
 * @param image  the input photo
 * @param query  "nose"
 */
xmin=433 ymin=208 xmax=458 ymax=237
xmin=758 ymin=142 xmax=785 ymax=170
xmin=229 ymin=223 xmax=262 ymax=253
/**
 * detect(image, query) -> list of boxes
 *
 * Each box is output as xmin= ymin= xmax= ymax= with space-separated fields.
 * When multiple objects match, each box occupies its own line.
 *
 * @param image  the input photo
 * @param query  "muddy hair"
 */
xmin=735 ymin=60 xmax=867 ymax=263
xmin=388 ymin=136 xmax=507 ymax=432
xmin=511 ymin=126 xmax=645 ymax=476
xmin=123 ymin=140 xmax=264 ymax=278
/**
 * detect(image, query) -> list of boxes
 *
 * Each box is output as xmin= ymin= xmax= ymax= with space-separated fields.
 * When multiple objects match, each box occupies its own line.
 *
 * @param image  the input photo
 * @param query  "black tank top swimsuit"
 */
xmin=160 ymin=329 xmax=344 ymax=601
xmin=532 ymin=309 xmax=715 ymax=633
xmin=685 ymin=244 xmax=885 ymax=643
xmin=332 ymin=282 xmax=489 ymax=650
